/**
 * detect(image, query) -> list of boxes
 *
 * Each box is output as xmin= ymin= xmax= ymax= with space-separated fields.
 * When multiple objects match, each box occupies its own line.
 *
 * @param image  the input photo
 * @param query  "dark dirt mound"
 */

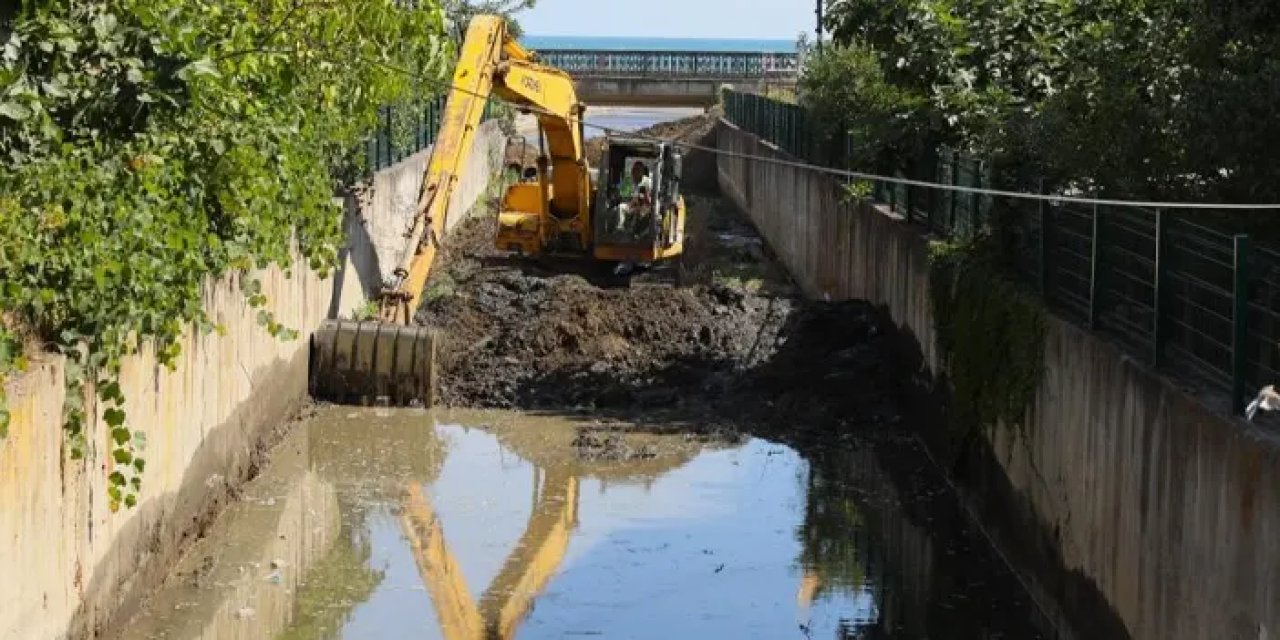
xmin=417 ymin=197 xmax=794 ymax=411
xmin=584 ymin=109 xmax=719 ymax=166
xmin=417 ymin=113 xmax=899 ymax=434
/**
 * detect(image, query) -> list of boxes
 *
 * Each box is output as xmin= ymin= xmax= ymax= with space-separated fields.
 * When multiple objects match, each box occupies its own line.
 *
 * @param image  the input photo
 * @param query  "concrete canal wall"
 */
xmin=330 ymin=121 xmax=507 ymax=319
xmin=716 ymin=119 xmax=1280 ymax=640
xmin=0 ymin=122 xmax=506 ymax=640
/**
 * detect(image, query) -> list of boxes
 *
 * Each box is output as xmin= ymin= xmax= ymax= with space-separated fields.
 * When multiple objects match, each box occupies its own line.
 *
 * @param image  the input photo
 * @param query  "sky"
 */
xmin=518 ymin=0 xmax=814 ymax=40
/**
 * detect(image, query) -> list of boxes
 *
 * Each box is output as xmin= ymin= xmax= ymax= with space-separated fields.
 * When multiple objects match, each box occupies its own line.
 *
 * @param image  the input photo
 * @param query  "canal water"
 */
xmin=115 ymin=408 xmax=1056 ymax=640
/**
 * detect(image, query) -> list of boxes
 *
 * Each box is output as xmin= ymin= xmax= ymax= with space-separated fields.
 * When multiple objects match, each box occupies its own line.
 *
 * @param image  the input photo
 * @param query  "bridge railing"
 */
xmin=534 ymin=50 xmax=799 ymax=79
xmin=723 ymin=89 xmax=1280 ymax=416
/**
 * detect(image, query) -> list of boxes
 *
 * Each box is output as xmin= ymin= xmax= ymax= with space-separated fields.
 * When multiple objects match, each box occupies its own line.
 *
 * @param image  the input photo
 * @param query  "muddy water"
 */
xmin=116 ymin=408 xmax=1056 ymax=640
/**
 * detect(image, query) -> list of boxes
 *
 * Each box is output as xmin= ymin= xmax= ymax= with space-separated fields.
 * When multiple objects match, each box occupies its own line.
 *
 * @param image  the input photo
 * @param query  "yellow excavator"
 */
xmin=311 ymin=14 xmax=687 ymax=406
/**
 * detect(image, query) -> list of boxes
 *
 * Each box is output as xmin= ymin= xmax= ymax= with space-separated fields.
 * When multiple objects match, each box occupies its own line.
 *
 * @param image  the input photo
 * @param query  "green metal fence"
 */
xmin=722 ymin=89 xmax=1280 ymax=415
xmin=364 ymin=96 xmax=500 ymax=174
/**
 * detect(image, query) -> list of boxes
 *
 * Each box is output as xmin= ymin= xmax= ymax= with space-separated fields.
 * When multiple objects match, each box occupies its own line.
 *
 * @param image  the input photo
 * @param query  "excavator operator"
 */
xmin=614 ymin=161 xmax=652 ymax=235
xmin=620 ymin=161 xmax=651 ymax=199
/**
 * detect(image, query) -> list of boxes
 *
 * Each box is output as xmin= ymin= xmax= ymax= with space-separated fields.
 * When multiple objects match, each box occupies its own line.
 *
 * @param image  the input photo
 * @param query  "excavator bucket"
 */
xmin=309 ymin=320 xmax=440 ymax=406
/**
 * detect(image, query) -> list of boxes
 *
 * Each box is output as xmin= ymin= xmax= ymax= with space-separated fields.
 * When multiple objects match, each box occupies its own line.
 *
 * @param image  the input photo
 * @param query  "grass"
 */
xmin=349 ymin=300 xmax=379 ymax=322
xmin=422 ymin=273 xmax=458 ymax=303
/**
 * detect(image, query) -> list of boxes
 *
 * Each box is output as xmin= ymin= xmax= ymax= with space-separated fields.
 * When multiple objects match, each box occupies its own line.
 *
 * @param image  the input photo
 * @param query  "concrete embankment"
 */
xmin=716 ymin=119 xmax=1280 ymax=640
xmin=0 ymin=121 xmax=505 ymax=640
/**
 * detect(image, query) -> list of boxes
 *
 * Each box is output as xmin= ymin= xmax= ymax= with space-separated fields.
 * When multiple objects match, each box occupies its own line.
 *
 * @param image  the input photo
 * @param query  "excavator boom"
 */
xmin=380 ymin=15 xmax=506 ymax=323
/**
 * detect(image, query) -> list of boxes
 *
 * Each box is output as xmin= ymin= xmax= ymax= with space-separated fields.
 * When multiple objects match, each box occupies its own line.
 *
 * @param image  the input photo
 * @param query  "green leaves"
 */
xmin=818 ymin=0 xmax=1280 ymax=204
xmin=177 ymin=58 xmax=219 ymax=81
xmin=0 ymin=0 xmax=453 ymax=509
xmin=928 ymin=239 xmax=1046 ymax=438
xmin=0 ymin=102 xmax=32 ymax=121
xmin=104 ymin=407 xmax=125 ymax=428
xmin=0 ymin=327 xmax=22 ymax=439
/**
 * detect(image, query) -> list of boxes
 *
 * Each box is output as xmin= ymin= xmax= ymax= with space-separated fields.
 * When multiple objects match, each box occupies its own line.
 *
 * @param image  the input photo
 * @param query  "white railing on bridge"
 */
xmin=534 ymin=50 xmax=799 ymax=79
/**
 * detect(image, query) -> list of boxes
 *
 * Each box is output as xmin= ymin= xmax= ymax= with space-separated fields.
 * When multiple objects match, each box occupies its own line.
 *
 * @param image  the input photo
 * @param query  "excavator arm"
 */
xmin=378 ymin=14 xmax=589 ymax=323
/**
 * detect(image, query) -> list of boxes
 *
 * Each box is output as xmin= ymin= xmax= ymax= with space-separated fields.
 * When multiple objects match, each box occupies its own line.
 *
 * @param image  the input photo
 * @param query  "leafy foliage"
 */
xmin=0 ymin=0 xmax=453 ymax=511
xmin=928 ymin=239 xmax=1046 ymax=438
xmin=798 ymin=44 xmax=927 ymax=170
xmin=0 ymin=328 xmax=26 ymax=438
xmin=817 ymin=0 xmax=1280 ymax=203
xmin=443 ymin=0 xmax=537 ymax=40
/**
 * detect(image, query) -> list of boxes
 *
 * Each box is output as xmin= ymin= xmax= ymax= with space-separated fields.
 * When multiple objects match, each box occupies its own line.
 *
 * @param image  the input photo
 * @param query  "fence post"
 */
xmin=1232 ymin=234 xmax=1251 ymax=415
xmin=931 ymin=152 xmax=942 ymax=232
xmin=904 ymin=169 xmax=914 ymax=224
xmin=372 ymin=108 xmax=382 ymax=171
xmin=1088 ymin=203 xmax=1101 ymax=330
xmin=1038 ymin=179 xmax=1050 ymax=297
xmin=969 ymin=159 xmax=981 ymax=235
xmin=1152 ymin=209 xmax=1167 ymax=367
xmin=427 ymin=100 xmax=435 ymax=146
xmin=949 ymin=149 xmax=960 ymax=236
xmin=845 ymin=132 xmax=854 ymax=191
xmin=887 ymin=173 xmax=895 ymax=212
xmin=383 ymin=106 xmax=394 ymax=167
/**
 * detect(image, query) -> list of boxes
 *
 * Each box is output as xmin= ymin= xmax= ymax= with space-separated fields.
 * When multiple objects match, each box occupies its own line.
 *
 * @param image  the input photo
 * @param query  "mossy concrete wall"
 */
xmin=716 ymin=119 xmax=1280 ymax=640
xmin=0 ymin=122 xmax=507 ymax=640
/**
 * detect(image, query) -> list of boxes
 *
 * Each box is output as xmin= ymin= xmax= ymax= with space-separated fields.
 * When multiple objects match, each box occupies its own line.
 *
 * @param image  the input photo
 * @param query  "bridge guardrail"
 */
xmin=723 ymin=89 xmax=1280 ymax=415
xmin=535 ymin=50 xmax=799 ymax=79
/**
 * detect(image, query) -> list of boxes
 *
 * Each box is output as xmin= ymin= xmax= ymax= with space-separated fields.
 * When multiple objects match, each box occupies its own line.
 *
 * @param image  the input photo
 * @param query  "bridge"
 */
xmin=533 ymin=49 xmax=799 ymax=106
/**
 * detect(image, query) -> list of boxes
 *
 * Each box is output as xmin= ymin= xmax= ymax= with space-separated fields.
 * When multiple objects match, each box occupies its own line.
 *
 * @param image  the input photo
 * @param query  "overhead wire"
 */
xmin=372 ymin=56 xmax=1280 ymax=212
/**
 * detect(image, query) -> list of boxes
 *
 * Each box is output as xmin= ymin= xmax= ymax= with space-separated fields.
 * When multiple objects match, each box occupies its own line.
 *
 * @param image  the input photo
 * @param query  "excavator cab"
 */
xmin=591 ymin=136 xmax=686 ymax=263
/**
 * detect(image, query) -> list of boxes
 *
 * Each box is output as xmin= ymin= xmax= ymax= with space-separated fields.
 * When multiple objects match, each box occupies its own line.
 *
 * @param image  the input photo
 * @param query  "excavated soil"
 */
xmin=417 ymin=117 xmax=899 ymax=435
xmin=583 ymin=110 xmax=718 ymax=166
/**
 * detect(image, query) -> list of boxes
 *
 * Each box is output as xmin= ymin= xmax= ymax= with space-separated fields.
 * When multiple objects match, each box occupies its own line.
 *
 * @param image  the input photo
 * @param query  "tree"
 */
xmin=798 ymin=44 xmax=927 ymax=170
xmin=442 ymin=0 xmax=537 ymax=41
xmin=815 ymin=0 xmax=1280 ymax=205
xmin=0 ymin=0 xmax=454 ymax=509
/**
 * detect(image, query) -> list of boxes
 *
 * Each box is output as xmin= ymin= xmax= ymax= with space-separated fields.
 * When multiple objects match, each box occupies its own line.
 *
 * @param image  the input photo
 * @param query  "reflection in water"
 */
xmin=276 ymin=522 xmax=381 ymax=640
xmin=798 ymin=439 xmax=1057 ymax=639
xmin=114 ymin=427 xmax=348 ymax=640
xmin=116 ymin=409 xmax=1058 ymax=640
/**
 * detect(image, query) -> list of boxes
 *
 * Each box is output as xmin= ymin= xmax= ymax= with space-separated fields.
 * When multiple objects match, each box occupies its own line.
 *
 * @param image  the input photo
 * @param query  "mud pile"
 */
xmin=417 ymin=201 xmax=792 ymax=410
xmin=584 ymin=110 xmax=718 ymax=166
xmin=417 ymin=115 xmax=899 ymax=433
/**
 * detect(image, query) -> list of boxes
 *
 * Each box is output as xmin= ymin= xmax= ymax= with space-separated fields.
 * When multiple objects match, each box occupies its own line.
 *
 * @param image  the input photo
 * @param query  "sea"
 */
xmin=521 ymin=35 xmax=796 ymax=53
